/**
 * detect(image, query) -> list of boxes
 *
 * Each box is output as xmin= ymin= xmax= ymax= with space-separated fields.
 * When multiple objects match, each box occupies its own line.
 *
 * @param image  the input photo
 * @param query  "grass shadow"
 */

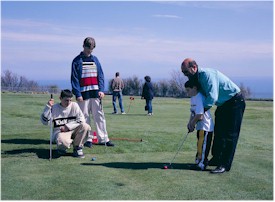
xmin=2 ymin=138 xmax=49 ymax=145
xmin=81 ymin=162 xmax=199 ymax=170
xmin=1 ymin=148 xmax=68 ymax=160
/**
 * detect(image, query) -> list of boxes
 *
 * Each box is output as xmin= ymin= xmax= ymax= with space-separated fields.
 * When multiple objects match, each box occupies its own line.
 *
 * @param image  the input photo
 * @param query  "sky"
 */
xmin=1 ymin=1 xmax=273 ymax=96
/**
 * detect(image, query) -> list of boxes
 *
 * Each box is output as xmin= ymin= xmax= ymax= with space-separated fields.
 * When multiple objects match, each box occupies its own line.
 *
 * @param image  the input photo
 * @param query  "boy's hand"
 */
xmin=60 ymin=125 xmax=69 ymax=132
xmin=187 ymin=123 xmax=195 ymax=132
xmin=77 ymin=96 xmax=84 ymax=102
xmin=48 ymin=98 xmax=54 ymax=107
xmin=98 ymin=92 xmax=105 ymax=99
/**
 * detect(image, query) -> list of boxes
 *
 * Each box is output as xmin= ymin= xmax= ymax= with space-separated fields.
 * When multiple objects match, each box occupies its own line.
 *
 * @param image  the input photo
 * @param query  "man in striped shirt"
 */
xmin=71 ymin=37 xmax=114 ymax=147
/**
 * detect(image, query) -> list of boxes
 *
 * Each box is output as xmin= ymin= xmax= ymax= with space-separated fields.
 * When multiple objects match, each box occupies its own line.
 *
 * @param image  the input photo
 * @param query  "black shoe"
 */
xmin=84 ymin=141 xmax=93 ymax=148
xmin=210 ymin=166 xmax=226 ymax=174
xmin=98 ymin=141 xmax=115 ymax=146
xmin=106 ymin=141 xmax=115 ymax=147
xmin=208 ymin=157 xmax=219 ymax=166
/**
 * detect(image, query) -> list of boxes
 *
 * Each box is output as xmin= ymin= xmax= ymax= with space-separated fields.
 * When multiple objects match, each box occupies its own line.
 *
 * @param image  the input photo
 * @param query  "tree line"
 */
xmin=108 ymin=70 xmax=252 ymax=98
xmin=1 ymin=70 xmax=59 ymax=93
xmin=2 ymin=69 xmax=251 ymax=98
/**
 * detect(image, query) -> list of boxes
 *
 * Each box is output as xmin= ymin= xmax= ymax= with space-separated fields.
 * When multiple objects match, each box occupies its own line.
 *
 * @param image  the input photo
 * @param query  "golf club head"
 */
xmin=163 ymin=163 xmax=173 ymax=169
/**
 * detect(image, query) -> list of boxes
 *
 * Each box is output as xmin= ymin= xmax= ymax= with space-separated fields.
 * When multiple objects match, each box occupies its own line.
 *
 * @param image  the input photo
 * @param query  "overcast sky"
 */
xmin=1 ymin=1 xmax=273 ymax=84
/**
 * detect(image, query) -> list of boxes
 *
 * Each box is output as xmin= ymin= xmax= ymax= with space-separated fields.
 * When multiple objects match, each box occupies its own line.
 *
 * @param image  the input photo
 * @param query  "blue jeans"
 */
xmin=112 ymin=91 xmax=124 ymax=113
xmin=146 ymin=99 xmax=153 ymax=113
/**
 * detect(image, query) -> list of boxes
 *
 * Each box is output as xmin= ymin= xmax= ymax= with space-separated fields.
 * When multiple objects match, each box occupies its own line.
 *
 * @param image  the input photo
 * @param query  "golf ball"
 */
xmin=91 ymin=157 xmax=96 ymax=161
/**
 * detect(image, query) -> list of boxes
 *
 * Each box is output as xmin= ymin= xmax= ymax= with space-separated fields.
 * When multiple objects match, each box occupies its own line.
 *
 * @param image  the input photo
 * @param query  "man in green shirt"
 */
xmin=181 ymin=58 xmax=246 ymax=174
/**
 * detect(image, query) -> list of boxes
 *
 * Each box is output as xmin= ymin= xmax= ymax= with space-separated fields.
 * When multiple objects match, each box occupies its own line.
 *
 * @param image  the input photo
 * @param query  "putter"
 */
xmin=99 ymin=98 xmax=107 ymax=148
xmin=165 ymin=131 xmax=190 ymax=169
xmin=49 ymin=93 xmax=53 ymax=161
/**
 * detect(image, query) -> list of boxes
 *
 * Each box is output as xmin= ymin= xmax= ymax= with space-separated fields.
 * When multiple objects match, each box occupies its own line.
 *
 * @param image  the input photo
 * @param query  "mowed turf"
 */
xmin=1 ymin=93 xmax=273 ymax=200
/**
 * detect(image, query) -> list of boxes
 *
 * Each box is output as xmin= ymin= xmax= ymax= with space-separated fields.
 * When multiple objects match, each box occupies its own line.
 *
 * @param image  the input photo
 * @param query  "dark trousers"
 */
xmin=212 ymin=93 xmax=246 ymax=171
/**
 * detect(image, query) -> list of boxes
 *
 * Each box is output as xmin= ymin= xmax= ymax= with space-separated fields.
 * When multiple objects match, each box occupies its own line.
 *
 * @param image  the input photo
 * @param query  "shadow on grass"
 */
xmin=1 ymin=148 xmax=69 ymax=160
xmin=108 ymin=113 xmax=146 ymax=116
xmin=1 ymin=138 xmax=49 ymax=145
xmin=81 ymin=162 xmax=197 ymax=170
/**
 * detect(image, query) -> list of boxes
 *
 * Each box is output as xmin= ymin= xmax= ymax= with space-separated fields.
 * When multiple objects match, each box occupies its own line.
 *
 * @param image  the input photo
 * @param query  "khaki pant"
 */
xmin=77 ymin=98 xmax=110 ymax=143
xmin=56 ymin=122 xmax=91 ymax=150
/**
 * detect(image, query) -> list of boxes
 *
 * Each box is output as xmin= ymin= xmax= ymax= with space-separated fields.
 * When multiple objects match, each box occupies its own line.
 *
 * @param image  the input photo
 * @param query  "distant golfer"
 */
xmin=111 ymin=72 xmax=126 ymax=114
xmin=40 ymin=89 xmax=91 ymax=158
xmin=141 ymin=76 xmax=154 ymax=116
xmin=185 ymin=79 xmax=214 ymax=171
xmin=181 ymin=58 xmax=246 ymax=174
xmin=71 ymin=37 xmax=114 ymax=147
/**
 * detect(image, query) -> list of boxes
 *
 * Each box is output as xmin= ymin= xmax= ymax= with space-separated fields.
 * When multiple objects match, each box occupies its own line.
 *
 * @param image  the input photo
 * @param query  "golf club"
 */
xmin=99 ymin=98 xmax=107 ymax=148
xmin=127 ymin=96 xmax=135 ymax=113
xmin=110 ymin=137 xmax=143 ymax=142
xmin=164 ymin=131 xmax=190 ymax=169
xmin=49 ymin=93 xmax=53 ymax=161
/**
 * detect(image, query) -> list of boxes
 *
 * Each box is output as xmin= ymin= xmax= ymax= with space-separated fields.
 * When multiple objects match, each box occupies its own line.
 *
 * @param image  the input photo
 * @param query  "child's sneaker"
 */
xmin=73 ymin=147 xmax=85 ymax=158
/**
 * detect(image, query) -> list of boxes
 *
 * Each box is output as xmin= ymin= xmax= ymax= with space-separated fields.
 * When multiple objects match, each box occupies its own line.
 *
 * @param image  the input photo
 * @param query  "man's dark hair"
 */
xmin=144 ymin=76 xmax=151 ymax=82
xmin=60 ymin=89 xmax=73 ymax=98
xmin=184 ymin=79 xmax=200 ymax=90
xmin=115 ymin=72 xmax=120 ymax=77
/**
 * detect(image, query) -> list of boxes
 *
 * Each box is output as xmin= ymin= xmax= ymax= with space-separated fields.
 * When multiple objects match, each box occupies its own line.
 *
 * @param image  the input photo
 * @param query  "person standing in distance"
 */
xmin=111 ymin=72 xmax=126 ymax=114
xmin=181 ymin=58 xmax=245 ymax=174
xmin=71 ymin=37 xmax=114 ymax=147
xmin=141 ymin=76 xmax=154 ymax=116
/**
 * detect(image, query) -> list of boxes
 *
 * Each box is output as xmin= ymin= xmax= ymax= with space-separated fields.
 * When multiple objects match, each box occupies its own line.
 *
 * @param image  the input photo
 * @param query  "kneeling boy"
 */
xmin=41 ymin=89 xmax=91 ymax=158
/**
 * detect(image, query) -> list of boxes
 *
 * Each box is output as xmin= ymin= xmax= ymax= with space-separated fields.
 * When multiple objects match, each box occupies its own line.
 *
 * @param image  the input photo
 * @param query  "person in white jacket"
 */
xmin=41 ymin=89 xmax=91 ymax=158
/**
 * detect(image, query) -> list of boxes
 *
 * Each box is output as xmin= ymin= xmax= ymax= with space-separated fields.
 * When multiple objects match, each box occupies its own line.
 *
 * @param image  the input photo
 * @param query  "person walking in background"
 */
xmin=71 ymin=37 xmax=114 ymax=148
xmin=185 ymin=80 xmax=214 ymax=171
xmin=41 ymin=89 xmax=91 ymax=158
xmin=111 ymin=72 xmax=126 ymax=114
xmin=181 ymin=58 xmax=246 ymax=174
xmin=141 ymin=76 xmax=154 ymax=116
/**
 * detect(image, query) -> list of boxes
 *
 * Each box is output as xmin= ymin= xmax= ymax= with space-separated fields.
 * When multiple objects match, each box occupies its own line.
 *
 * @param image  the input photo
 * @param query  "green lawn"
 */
xmin=1 ymin=93 xmax=273 ymax=200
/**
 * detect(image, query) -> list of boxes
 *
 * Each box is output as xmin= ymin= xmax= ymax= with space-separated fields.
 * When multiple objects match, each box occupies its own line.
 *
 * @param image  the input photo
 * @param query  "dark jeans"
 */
xmin=112 ymin=91 xmax=124 ymax=113
xmin=146 ymin=99 xmax=153 ymax=113
xmin=212 ymin=93 xmax=246 ymax=171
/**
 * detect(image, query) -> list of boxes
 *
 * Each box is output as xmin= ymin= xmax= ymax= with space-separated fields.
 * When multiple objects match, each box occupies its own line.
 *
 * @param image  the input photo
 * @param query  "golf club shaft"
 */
xmin=127 ymin=100 xmax=133 ymax=113
xmin=99 ymin=98 xmax=107 ymax=147
xmin=110 ymin=137 xmax=142 ymax=142
xmin=169 ymin=131 xmax=189 ymax=165
xmin=49 ymin=94 xmax=53 ymax=161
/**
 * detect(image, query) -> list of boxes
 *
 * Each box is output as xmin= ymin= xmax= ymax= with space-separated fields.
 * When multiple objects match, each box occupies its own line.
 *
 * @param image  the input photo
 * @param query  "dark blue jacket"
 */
xmin=142 ymin=81 xmax=154 ymax=100
xmin=71 ymin=52 xmax=104 ymax=100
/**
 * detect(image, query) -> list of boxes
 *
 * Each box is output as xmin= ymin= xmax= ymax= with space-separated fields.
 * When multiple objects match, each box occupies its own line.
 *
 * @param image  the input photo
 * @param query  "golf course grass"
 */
xmin=1 ymin=93 xmax=273 ymax=200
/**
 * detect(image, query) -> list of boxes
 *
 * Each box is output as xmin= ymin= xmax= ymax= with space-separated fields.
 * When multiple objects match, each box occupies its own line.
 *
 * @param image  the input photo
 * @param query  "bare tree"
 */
xmin=122 ymin=75 xmax=142 ymax=96
xmin=158 ymin=79 xmax=169 ymax=97
xmin=168 ymin=70 xmax=187 ymax=97
xmin=1 ymin=70 xmax=19 ymax=90
xmin=1 ymin=69 xmax=45 ymax=92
